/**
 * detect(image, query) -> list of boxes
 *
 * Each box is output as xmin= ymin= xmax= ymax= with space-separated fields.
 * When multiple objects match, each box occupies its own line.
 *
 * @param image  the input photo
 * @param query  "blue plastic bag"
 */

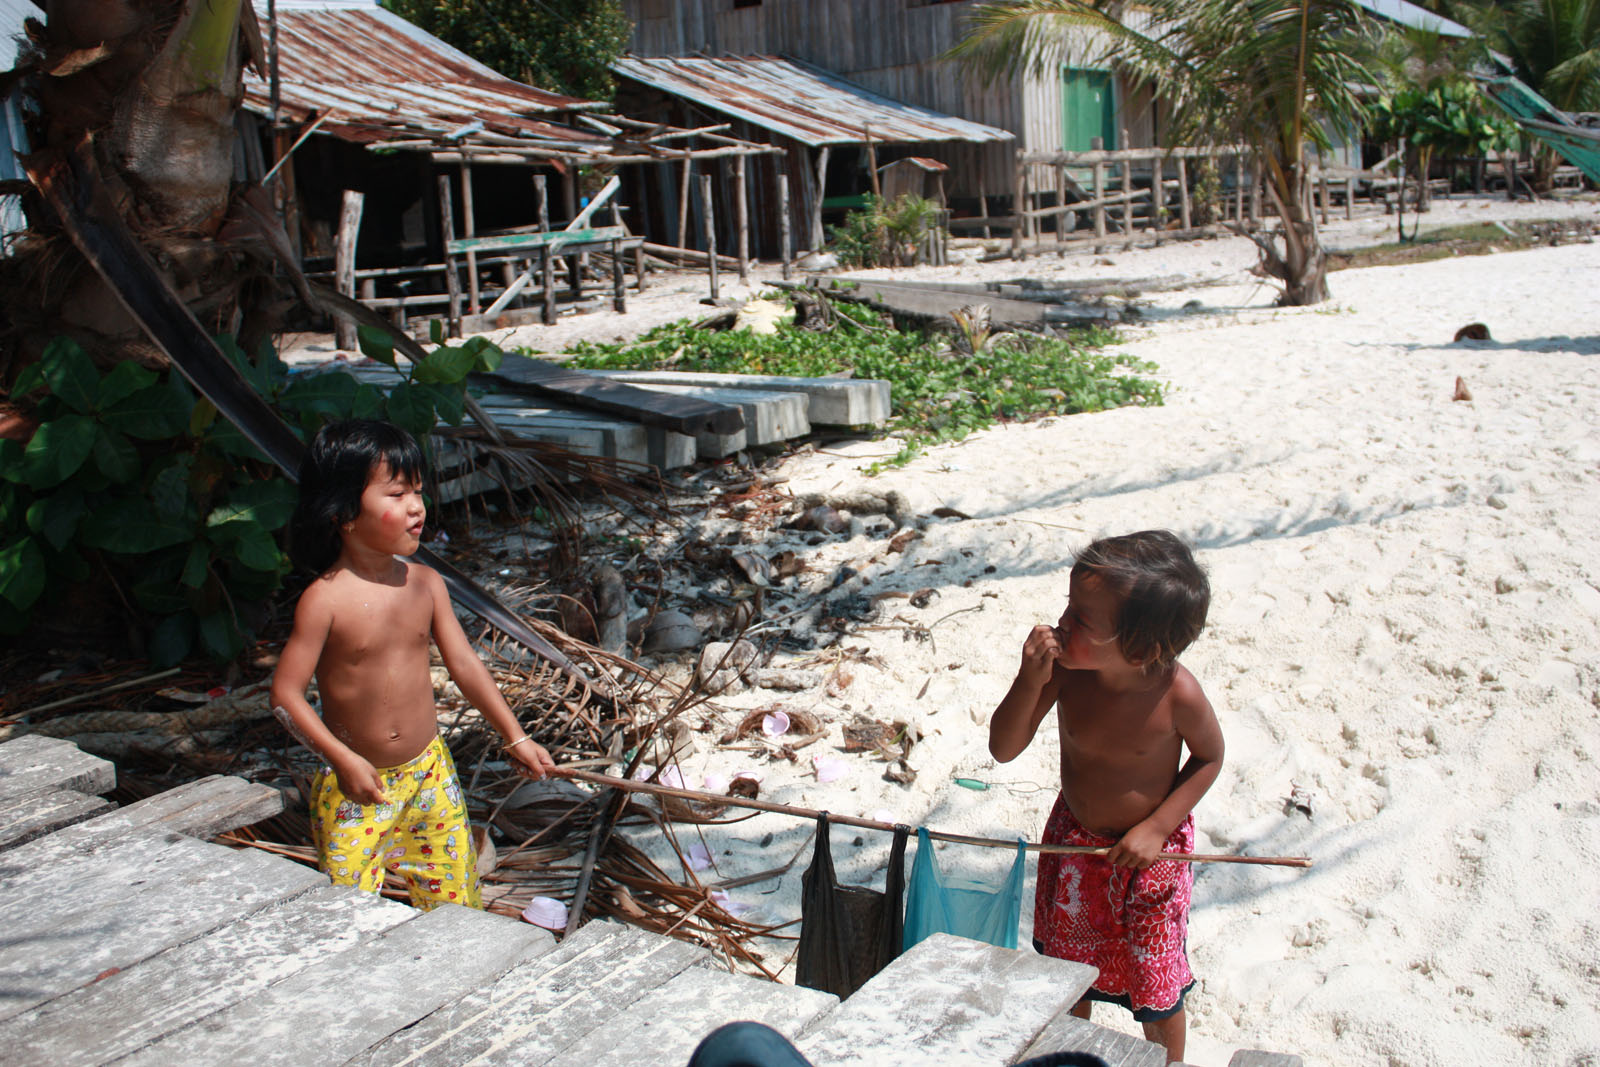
xmin=902 ymin=826 xmax=1026 ymax=952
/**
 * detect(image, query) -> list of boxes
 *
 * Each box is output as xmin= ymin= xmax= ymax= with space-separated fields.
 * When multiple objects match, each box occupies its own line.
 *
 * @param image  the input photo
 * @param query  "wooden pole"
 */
xmin=977 ymin=170 xmax=991 ymax=239
xmin=864 ymin=125 xmax=881 ymax=198
xmin=778 ymin=172 xmax=793 ymax=280
xmin=533 ymin=174 xmax=555 ymax=326
xmin=1234 ymin=152 xmax=1244 ymax=222
xmin=1318 ymin=150 xmax=1329 ymax=226
xmin=436 ymin=175 xmax=460 ymax=337
xmin=548 ymin=767 xmax=1314 ymax=868
xmin=734 ymin=153 xmax=749 ymax=283
xmin=609 ymin=201 xmax=626 ymax=313
xmin=1177 ymin=155 xmax=1192 ymax=231
xmin=1091 ymin=136 xmax=1106 ymax=248
xmin=564 ymin=165 xmax=582 ymax=300
xmin=1250 ymin=157 xmax=1262 ymax=222
xmin=333 ymin=188 xmax=364 ymax=351
xmin=812 ymin=146 xmax=830 ymax=251
xmin=677 ymin=148 xmax=692 ymax=250
xmin=700 ymin=173 xmax=718 ymax=300
xmin=1011 ymin=148 xmax=1024 ymax=260
xmin=460 ymin=158 xmax=479 ymax=314
xmin=1345 ymin=176 xmax=1354 ymax=220
xmin=1120 ymin=130 xmax=1133 ymax=246
xmin=1054 ymin=162 xmax=1068 ymax=254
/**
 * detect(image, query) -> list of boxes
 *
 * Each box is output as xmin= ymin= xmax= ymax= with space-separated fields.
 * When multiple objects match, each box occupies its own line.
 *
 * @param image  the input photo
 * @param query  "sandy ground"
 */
xmin=299 ymin=195 xmax=1600 ymax=1065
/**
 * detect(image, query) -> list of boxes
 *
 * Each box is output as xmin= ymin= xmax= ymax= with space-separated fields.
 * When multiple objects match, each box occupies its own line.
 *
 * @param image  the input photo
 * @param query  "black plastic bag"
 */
xmin=794 ymin=813 xmax=910 ymax=999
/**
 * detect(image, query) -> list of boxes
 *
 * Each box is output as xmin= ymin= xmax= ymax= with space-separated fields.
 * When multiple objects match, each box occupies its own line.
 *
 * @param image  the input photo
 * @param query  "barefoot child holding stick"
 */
xmin=270 ymin=419 xmax=554 ymax=910
xmin=990 ymin=530 xmax=1222 ymax=1064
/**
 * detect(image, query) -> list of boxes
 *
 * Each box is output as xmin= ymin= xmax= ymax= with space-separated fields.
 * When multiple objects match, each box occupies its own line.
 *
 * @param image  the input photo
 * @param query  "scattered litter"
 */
xmin=685 ymin=842 xmax=713 ymax=870
xmin=704 ymin=772 xmax=731 ymax=793
xmin=762 ymin=710 xmax=791 ymax=737
xmin=954 ymin=777 xmax=990 ymax=791
xmin=709 ymin=889 xmax=754 ymax=918
xmin=813 ymin=756 xmax=848 ymax=783
xmin=521 ymin=897 xmax=569 ymax=929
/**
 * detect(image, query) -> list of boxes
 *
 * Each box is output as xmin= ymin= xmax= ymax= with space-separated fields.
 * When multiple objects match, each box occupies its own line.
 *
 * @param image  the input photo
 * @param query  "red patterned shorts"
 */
xmin=1033 ymin=793 xmax=1194 ymax=1019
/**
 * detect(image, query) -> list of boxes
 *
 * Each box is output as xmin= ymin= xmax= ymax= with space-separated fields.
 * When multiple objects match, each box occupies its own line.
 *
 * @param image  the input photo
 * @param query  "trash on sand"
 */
xmin=686 ymin=842 xmax=713 ymax=870
xmin=761 ymin=710 xmax=791 ymax=737
xmin=521 ymin=897 xmax=568 ymax=929
xmin=813 ymin=756 xmax=848 ymax=783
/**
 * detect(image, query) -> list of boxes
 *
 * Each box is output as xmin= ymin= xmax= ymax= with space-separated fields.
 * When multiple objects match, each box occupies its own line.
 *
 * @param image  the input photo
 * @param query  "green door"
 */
xmin=1062 ymin=68 xmax=1117 ymax=151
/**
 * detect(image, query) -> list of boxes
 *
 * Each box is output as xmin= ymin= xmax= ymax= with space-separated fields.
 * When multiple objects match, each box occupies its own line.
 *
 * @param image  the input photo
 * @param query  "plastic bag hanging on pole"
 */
xmin=903 ymin=826 xmax=1026 ymax=952
xmin=795 ymin=814 xmax=910 ymax=999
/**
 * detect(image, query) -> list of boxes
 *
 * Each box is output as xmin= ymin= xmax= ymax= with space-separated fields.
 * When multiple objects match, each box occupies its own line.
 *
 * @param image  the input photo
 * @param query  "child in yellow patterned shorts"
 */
xmin=270 ymin=419 xmax=554 ymax=910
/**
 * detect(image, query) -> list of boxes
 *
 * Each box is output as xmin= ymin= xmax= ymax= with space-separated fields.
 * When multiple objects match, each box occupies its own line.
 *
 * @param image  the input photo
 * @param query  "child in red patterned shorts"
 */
xmin=990 ymin=530 xmax=1222 ymax=1064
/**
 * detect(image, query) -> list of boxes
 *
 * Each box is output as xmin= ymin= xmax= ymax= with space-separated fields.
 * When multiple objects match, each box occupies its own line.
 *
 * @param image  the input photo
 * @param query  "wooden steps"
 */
xmin=0 ymin=736 xmax=1304 ymax=1065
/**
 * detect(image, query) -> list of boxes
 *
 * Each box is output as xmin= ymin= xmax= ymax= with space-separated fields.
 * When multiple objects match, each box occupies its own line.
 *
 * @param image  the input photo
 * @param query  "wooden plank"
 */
xmin=115 ymin=905 xmax=551 ymax=1066
xmin=0 ymin=735 xmax=115 ymax=801
xmin=447 ymin=225 xmax=623 ymax=257
xmin=344 ymin=919 xmax=707 ymax=1067
xmin=333 ymin=189 xmax=365 ymax=350
xmin=0 ymin=787 xmax=113 ymax=851
xmin=538 ymin=963 xmax=837 ymax=1067
xmin=1229 ymin=1052 xmax=1305 ymax=1067
xmin=602 ymin=382 xmax=809 ymax=457
xmin=797 ymin=934 xmax=1096 ymax=1066
xmin=474 ymin=353 xmax=745 ymax=436
xmin=0 ymin=843 xmax=326 ymax=1022
xmin=1 ymin=885 xmax=416 ymax=1067
xmin=587 ymin=370 xmax=890 ymax=428
xmin=1019 ymin=1012 xmax=1167 ymax=1066
xmin=0 ymin=830 xmax=229 ymax=917
xmin=51 ymin=774 xmax=283 ymax=847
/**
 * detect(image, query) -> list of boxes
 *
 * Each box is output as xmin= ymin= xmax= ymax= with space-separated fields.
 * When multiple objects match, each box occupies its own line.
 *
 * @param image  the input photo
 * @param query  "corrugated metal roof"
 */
xmin=612 ymin=55 xmax=1014 ymax=148
xmin=242 ymin=0 xmax=610 ymax=150
xmin=1352 ymin=0 xmax=1473 ymax=39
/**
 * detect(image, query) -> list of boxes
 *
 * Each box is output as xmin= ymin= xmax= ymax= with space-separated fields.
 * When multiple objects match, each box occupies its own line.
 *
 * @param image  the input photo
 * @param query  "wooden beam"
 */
xmin=333 ymin=189 xmax=364 ymax=351
xmin=476 ymin=353 xmax=745 ymax=436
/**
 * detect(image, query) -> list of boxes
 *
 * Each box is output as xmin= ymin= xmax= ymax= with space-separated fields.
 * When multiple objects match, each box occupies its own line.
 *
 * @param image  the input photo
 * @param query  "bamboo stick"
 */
xmin=549 ymin=767 xmax=1313 ymax=869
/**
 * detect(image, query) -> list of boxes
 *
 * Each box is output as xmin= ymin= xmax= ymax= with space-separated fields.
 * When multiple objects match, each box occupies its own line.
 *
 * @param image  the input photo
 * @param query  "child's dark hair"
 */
xmin=1071 ymin=530 xmax=1209 ymax=671
xmin=289 ymin=419 xmax=424 ymax=574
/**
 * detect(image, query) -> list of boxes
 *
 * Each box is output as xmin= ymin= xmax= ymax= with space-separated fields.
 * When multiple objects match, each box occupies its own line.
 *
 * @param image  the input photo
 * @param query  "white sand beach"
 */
xmin=291 ymin=195 xmax=1600 ymax=1065
xmin=487 ymin=196 xmax=1599 ymax=1067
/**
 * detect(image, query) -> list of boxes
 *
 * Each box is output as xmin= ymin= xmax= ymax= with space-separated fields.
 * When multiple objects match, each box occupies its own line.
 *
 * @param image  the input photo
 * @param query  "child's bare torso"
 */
xmin=1054 ymin=664 xmax=1188 ymax=836
xmin=313 ymin=560 xmax=440 ymax=768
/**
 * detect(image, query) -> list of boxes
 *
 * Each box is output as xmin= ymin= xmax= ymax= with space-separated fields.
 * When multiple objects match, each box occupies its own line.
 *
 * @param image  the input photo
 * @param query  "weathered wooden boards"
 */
xmin=314 ymin=359 xmax=891 ymax=477
xmin=0 ymin=735 xmax=1304 ymax=1064
xmin=796 ymin=932 xmax=1097 ymax=1065
xmin=0 ymin=735 xmax=117 ymax=849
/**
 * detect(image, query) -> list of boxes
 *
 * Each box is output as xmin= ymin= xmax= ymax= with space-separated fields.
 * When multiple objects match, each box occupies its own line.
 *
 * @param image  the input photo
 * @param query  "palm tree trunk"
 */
xmin=5 ymin=0 xmax=250 ymax=378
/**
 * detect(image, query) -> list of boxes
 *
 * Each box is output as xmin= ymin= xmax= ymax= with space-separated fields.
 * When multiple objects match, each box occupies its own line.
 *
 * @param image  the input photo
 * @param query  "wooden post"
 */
xmin=1345 ymin=176 xmax=1355 ymax=220
xmin=1120 ymin=131 xmax=1133 ymax=246
xmin=436 ymin=175 xmax=460 ymax=337
xmin=734 ymin=153 xmax=749 ymax=283
xmin=1249 ymin=158 xmax=1261 ymax=222
xmin=1177 ymin=155 xmax=1192 ymax=231
xmin=812 ymin=146 xmax=830 ymax=250
xmin=564 ymin=166 xmax=582 ymax=301
xmin=677 ymin=149 xmax=693 ymax=250
xmin=865 ymin=125 xmax=881 ymax=198
xmin=977 ymin=171 xmax=991 ymax=239
xmin=460 ymin=158 xmax=479 ymax=314
xmin=1091 ymin=137 xmax=1106 ymax=247
xmin=778 ymin=172 xmax=793 ymax=280
xmin=1011 ymin=148 xmax=1024 ymax=260
xmin=609 ymin=201 xmax=626 ymax=314
xmin=1317 ymin=150 xmax=1329 ymax=225
xmin=1234 ymin=152 xmax=1244 ymax=222
xmin=1055 ymin=162 xmax=1068 ymax=253
xmin=333 ymin=188 xmax=364 ymax=351
xmin=701 ymin=173 xmax=718 ymax=300
xmin=534 ymin=174 xmax=555 ymax=326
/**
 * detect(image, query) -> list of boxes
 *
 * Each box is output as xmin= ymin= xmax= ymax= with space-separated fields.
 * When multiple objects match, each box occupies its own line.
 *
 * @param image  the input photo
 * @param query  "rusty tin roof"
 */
xmin=612 ymin=54 xmax=1013 ymax=148
xmin=242 ymin=0 xmax=608 ymax=150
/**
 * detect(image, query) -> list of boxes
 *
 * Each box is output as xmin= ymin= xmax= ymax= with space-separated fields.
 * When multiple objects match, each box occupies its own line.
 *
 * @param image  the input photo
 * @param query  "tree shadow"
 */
xmin=1405 ymin=335 xmax=1600 ymax=356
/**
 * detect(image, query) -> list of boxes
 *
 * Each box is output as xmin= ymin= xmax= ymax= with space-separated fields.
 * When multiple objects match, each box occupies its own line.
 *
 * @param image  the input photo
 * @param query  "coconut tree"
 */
xmin=948 ymin=0 xmax=1382 ymax=305
xmin=2 ymin=0 xmax=258 ymax=378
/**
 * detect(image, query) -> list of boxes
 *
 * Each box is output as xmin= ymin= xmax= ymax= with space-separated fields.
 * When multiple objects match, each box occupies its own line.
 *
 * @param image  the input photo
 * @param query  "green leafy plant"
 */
xmin=0 ymin=327 xmax=501 ymax=663
xmin=562 ymin=295 xmax=1162 ymax=473
xmin=829 ymin=194 xmax=946 ymax=268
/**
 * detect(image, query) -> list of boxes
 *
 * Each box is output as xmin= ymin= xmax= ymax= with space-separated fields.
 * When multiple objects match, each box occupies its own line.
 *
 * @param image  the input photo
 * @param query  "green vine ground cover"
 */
xmin=558 ymin=297 xmax=1165 ymax=471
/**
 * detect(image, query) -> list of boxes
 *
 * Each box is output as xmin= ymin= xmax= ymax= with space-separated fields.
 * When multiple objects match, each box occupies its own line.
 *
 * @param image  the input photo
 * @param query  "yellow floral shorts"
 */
xmin=310 ymin=734 xmax=482 ymax=910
